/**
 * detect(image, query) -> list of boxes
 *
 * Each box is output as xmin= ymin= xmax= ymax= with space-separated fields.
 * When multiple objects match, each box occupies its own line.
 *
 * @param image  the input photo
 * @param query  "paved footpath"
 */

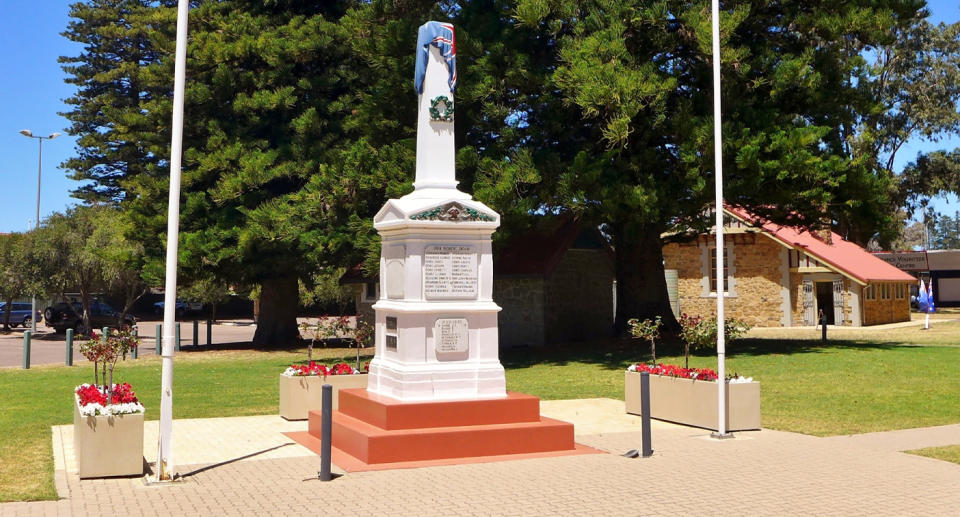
xmin=2 ymin=398 xmax=959 ymax=517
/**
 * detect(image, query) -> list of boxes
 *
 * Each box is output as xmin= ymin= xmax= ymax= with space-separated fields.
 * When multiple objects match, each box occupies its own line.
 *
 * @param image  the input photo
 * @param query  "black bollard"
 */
xmin=193 ymin=320 xmax=199 ymax=349
xmin=175 ymin=322 xmax=181 ymax=352
xmin=640 ymin=371 xmax=653 ymax=457
xmin=156 ymin=324 xmax=162 ymax=354
xmin=23 ymin=331 xmax=31 ymax=370
xmin=66 ymin=329 xmax=74 ymax=366
xmin=319 ymin=384 xmax=333 ymax=481
xmin=131 ymin=327 xmax=139 ymax=359
xmin=821 ymin=315 xmax=827 ymax=341
xmin=206 ymin=319 xmax=212 ymax=346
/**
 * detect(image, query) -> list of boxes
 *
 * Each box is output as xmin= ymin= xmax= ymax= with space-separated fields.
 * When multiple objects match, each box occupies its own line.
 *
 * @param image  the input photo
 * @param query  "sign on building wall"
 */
xmin=872 ymin=251 xmax=929 ymax=272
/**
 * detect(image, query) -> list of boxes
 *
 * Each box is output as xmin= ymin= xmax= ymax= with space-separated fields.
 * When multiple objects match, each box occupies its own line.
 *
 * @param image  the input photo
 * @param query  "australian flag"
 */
xmin=414 ymin=21 xmax=456 ymax=95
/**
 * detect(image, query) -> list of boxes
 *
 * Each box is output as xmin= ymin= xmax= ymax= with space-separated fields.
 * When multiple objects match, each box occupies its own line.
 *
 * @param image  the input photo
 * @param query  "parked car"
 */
xmin=0 ymin=302 xmax=42 ymax=328
xmin=153 ymin=300 xmax=203 ymax=317
xmin=43 ymin=301 xmax=135 ymax=334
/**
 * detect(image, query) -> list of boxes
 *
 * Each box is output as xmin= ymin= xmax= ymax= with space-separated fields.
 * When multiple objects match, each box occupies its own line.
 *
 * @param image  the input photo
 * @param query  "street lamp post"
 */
xmin=19 ymin=129 xmax=61 ymax=335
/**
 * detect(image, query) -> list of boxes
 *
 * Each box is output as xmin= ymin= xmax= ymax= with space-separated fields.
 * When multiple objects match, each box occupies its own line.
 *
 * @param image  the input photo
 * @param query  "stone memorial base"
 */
xmin=287 ymin=388 xmax=591 ymax=469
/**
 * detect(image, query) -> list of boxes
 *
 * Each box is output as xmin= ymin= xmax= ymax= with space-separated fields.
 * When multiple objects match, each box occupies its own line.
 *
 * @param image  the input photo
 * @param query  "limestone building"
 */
xmin=662 ymin=206 xmax=916 ymax=327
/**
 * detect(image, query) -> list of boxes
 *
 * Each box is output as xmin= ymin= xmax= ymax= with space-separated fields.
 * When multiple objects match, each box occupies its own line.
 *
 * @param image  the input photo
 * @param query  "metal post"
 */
xmin=206 ymin=319 xmax=212 ymax=346
xmin=319 ymin=384 xmax=333 ymax=481
xmin=23 ymin=331 xmax=31 ymax=369
xmin=102 ymin=326 xmax=109 ymax=338
xmin=19 ymin=130 xmax=60 ymax=335
xmin=31 ymin=138 xmax=41 ymax=336
xmin=821 ymin=314 xmax=827 ymax=341
xmin=641 ymin=372 xmax=653 ymax=457
xmin=175 ymin=322 xmax=181 ymax=352
xmin=192 ymin=320 xmax=198 ymax=349
xmin=132 ymin=327 xmax=139 ymax=359
xmin=156 ymin=0 xmax=191 ymax=483
xmin=156 ymin=324 xmax=162 ymax=354
xmin=710 ymin=0 xmax=730 ymax=439
xmin=66 ymin=328 xmax=74 ymax=366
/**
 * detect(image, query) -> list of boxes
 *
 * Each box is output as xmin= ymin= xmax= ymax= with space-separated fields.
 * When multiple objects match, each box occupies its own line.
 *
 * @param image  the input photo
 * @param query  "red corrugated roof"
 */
xmin=725 ymin=205 xmax=916 ymax=284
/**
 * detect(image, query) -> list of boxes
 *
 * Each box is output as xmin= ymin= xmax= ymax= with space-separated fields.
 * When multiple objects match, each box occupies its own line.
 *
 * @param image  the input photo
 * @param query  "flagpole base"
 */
xmin=710 ymin=431 xmax=735 ymax=440
xmin=141 ymin=472 xmax=184 ymax=487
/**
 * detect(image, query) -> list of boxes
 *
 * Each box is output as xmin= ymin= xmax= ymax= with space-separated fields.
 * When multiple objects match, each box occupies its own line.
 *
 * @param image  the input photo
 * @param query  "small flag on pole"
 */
xmin=926 ymin=281 xmax=935 ymax=314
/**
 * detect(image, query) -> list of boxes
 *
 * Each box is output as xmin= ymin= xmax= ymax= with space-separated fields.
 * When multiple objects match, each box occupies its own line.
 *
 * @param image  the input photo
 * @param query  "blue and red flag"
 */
xmin=414 ymin=21 xmax=456 ymax=95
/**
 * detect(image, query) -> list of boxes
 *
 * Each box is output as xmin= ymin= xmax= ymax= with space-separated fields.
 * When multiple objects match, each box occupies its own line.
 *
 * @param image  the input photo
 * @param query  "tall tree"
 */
xmin=33 ymin=206 xmax=111 ymax=333
xmin=60 ymin=0 xmax=174 ymax=202
xmin=90 ymin=208 xmax=150 ymax=326
xmin=835 ymin=15 xmax=960 ymax=246
xmin=513 ymin=0 xmax=924 ymax=329
xmin=0 ymin=233 xmax=36 ymax=330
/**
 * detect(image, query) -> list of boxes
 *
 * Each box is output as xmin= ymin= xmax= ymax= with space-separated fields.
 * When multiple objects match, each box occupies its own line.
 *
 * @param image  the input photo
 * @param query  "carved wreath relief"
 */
xmin=410 ymin=202 xmax=495 ymax=222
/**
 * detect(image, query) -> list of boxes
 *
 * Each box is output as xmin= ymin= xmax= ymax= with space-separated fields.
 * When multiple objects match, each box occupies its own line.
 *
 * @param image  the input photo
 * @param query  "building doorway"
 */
xmin=815 ymin=282 xmax=834 ymax=325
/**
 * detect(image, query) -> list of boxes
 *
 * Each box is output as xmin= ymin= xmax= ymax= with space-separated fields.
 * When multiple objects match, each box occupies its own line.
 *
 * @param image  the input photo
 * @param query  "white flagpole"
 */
xmin=711 ymin=0 xmax=730 ymax=438
xmin=157 ymin=0 xmax=189 ymax=482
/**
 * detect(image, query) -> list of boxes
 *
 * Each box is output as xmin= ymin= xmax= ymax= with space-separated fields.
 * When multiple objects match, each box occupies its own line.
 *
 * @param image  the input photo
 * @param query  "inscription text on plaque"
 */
xmin=434 ymin=318 xmax=468 ymax=354
xmin=423 ymin=245 xmax=478 ymax=299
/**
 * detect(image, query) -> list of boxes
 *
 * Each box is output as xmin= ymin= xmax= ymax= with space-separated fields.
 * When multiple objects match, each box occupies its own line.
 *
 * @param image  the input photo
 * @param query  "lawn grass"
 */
xmin=0 ymin=346 xmax=368 ymax=503
xmin=504 ymin=337 xmax=960 ymax=437
xmin=2 ymin=332 xmax=960 ymax=502
xmin=747 ymin=320 xmax=960 ymax=346
xmin=906 ymin=445 xmax=960 ymax=465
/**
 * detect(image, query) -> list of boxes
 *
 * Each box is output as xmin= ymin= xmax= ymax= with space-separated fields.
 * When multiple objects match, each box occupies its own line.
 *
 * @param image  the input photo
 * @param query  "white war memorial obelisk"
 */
xmin=295 ymin=23 xmax=579 ymax=466
xmin=366 ymin=21 xmax=506 ymax=401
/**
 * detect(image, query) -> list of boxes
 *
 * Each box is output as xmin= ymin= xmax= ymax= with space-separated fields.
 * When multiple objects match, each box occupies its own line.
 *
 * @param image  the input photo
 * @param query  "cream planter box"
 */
xmin=624 ymin=371 xmax=761 ymax=431
xmin=279 ymin=374 xmax=369 ymax=420
xmin=73 ymin=400 xmax=145 ymax=478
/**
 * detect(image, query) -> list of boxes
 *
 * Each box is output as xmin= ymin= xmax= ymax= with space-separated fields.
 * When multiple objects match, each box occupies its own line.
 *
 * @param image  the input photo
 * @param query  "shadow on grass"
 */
xmin=500 ymin=336 xmax=908 ymax=372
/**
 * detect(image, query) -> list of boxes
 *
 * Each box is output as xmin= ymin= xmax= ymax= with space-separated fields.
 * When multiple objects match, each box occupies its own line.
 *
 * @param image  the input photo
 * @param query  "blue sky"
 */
xmin=1 ymin=1 xmax=959 ymax=233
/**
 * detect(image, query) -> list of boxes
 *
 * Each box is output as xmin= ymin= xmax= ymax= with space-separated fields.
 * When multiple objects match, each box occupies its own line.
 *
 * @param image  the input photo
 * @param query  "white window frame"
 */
xmin=700 ymin=243 xmax=737 ymax=297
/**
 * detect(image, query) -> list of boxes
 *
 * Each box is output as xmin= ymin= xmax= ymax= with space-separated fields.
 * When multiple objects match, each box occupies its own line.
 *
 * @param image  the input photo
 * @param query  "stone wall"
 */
xmin=494 ymin=277 xmax=545 ymax=346
xmin=663 ymin=236 xmax=786 ymax=327
xmin=544 ymin=249 xmax=615 ymax=343
xmin=862 ymin=282 xmax=911 ymax=325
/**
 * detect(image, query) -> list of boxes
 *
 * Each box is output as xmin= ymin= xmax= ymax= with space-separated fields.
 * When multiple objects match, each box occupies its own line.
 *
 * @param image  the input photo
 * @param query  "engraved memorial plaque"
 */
xmin=434 ymin=318 xmax=468 ymax=354
xmin=385 ymin=317 xmax=398 ymax=349
xmin=423 ymin=245 xmax=478 ymax=299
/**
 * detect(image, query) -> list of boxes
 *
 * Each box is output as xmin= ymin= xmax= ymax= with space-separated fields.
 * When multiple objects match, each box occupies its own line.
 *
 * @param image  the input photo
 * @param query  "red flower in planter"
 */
xmin=629 ymin=363 xmax=719 ymax=381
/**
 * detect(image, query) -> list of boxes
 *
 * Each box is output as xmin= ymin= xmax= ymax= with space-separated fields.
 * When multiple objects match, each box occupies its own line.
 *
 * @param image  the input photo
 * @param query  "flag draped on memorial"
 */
xmin=414 ymin=21 xmax=456 ymax=94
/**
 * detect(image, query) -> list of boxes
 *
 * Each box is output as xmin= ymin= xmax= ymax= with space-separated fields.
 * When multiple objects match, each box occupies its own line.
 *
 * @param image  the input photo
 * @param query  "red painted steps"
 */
xmin=336 ymin=388 xmax=542 ymax=429
xmin=303 ymin=388 xmax=581 ymax=466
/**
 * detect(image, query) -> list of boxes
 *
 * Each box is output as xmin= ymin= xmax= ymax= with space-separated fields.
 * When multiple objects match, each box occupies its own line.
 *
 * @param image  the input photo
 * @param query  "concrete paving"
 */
xmin=2 ymin=398 xmax=959 ymax=516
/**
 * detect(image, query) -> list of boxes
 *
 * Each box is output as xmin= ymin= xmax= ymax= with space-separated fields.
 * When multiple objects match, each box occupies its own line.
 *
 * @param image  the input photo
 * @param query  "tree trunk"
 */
xmin=3 ymin=297 xmax=12 ymax=331
xmin=252 ymin=276 xmax=300 ymax=346
xmin=81 ymin=291 xmax=92 ymax=334
xmin=118 ymin=286 xmax=146 ymax=329
xmin=613 ymin=223 xmax=679 ymax=334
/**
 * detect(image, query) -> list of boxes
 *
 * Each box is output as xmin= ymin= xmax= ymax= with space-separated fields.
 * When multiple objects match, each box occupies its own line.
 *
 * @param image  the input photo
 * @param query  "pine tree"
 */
xmin=60 ymin=0 xmax=175 ymax=203
xmin=512 ymin=0 xmax=925 ymax=329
